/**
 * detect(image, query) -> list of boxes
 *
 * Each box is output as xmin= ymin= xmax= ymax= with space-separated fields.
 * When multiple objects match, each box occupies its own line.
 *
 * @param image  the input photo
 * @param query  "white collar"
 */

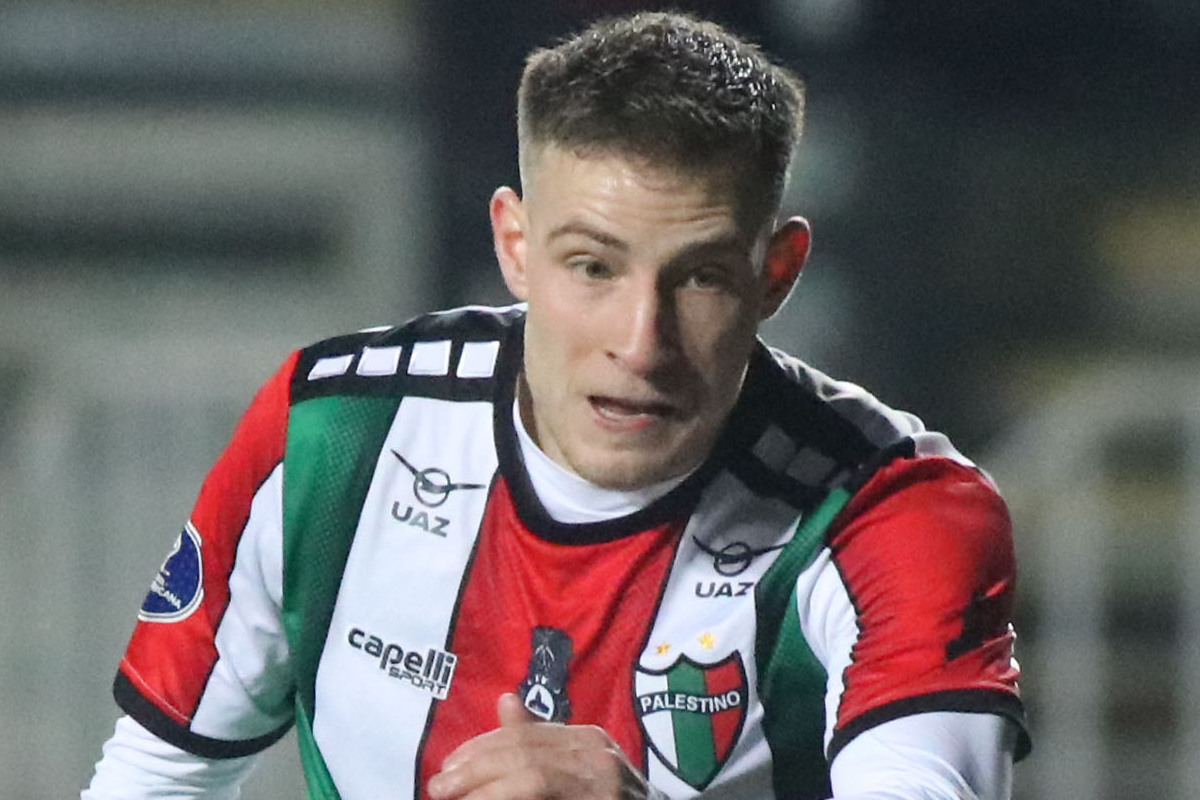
xmin=512 ymin=401 xmax=687 ymax=524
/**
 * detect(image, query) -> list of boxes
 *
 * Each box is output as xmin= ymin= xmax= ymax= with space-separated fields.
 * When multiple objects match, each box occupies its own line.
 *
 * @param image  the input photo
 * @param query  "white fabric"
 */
xmin=81 ymin=716 xmax=255 ymax=799
xmin=830 ymin=712 xmax=1017 ymax=799
xmin=793 ymin=546 xmax=861 ymax=749
xmin=193 ymin=464 xmax=291 ymax=738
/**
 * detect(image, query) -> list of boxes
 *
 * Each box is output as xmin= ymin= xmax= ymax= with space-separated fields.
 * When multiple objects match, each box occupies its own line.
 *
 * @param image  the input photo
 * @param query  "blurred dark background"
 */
xmin=2 ymin=1 xmax=1198 ymax=798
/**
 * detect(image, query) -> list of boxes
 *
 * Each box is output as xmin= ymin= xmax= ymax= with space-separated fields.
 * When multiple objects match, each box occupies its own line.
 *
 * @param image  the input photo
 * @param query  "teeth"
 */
xmin=595 ymin=397 xmax=666 ymax=417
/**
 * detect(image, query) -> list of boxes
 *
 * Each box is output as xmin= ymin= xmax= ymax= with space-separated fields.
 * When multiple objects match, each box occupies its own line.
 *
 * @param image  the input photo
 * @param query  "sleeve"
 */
xmin=82 ymin=716 xmax=256 ymax=800
xmin=819 ymin=455 xmax=1030 ymax=762
xmin=829 ymin=711 xmax=1019 ymax=799
xmin=114 ymin=352 xmax=301 ymax=759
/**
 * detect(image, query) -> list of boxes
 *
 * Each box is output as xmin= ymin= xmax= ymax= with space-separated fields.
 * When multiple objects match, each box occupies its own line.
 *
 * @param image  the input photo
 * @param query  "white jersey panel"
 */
xmin=312 ymin=397 xmax=497 ymax=798
xmin=636 ymin=470 xmax=799 ymax=800
xmin=191 ymin=464 xmax=293 ymax=739
xmin=791 ymin=546 xmax=858 ymax=752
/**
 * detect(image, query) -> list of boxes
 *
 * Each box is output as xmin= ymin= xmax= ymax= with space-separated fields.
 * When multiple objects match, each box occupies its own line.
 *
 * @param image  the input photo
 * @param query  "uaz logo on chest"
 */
xmin=635 ymin=652 xmax=748 ymax=790
xmin=390 ymin=449 xmax=486 ymax=536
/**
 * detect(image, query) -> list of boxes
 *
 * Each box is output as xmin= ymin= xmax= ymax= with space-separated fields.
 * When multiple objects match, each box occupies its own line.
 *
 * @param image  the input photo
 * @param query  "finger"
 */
xmin=438 ymin=695 xmax=535 ymax=776
xmin=497 ymin=692 xmax=538 ymax=728
xmin=431 ymin=762 xmax=550 ymax=800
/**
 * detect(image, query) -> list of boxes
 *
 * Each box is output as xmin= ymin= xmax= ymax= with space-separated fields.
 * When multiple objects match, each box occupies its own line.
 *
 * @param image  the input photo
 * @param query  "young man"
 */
xmin=84 ymin=12 xmax=1029 ymax=800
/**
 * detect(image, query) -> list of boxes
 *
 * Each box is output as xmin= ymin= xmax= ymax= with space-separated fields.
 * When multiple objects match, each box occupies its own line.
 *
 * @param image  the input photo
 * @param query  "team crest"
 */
xmin=138 ymin=523 xmax=204 ymax=622
xmin=518 ymin=626 xmax=573 ymax=722
xmin=635 ymin=652 xmax=748 ymax=790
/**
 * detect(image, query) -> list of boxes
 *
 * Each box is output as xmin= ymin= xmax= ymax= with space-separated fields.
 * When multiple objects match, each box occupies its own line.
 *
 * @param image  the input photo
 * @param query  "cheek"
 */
xmin=523 ymin=304 xmax=584 ymax=396
xmin=680 ymin=303 xmax=758 ymax=381
xmin=530 ymin=288 xmax=602 ymax=361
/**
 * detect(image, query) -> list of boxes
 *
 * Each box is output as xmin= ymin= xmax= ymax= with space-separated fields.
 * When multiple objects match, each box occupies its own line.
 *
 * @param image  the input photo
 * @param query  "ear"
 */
xmin=490 ymin=186 xmax=530 ymax=301
xmin=760 ymin=216 xmax=811 ymax=320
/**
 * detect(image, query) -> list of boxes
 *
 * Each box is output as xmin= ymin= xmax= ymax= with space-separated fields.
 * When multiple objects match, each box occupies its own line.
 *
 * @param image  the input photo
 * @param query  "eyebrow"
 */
xmin=545 ymin=221 xmax=628 ymax=251
xmin=544 ymin=221 xmax=753 ymax=263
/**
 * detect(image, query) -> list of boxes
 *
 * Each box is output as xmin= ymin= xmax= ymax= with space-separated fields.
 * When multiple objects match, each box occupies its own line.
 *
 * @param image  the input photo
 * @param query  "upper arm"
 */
xmin=816 ymin=456 xmax=1028 ymax=760
xmin=116 ymin=353 xmax=299 ymax=757
xmin=82 ymin=715 xmax=257 ymax=799
xmin=829 ymin=711 xmax=1019 ymax=800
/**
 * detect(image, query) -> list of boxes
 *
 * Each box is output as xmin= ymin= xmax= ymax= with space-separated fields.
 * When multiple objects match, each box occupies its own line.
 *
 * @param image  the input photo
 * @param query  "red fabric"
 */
xmin=419 ymin=477 xmax=682 ymax=791
xmin=704 ymin=657 xmax=746 ymax=761
xmin=828 ymin=456 xmax=1021 ymax=729
xmin=120 ymin=351 xmax=298 ymax=724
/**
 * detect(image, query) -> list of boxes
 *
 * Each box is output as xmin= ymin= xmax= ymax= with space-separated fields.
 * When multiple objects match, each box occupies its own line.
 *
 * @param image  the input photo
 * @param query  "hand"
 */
xmin=427 ymin=693 xmax=656 ymax=800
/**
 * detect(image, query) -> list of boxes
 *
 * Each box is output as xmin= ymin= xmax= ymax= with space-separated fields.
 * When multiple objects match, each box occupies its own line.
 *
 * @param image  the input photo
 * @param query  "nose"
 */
xmin=608 ymin=278 xmax=674 ymax=376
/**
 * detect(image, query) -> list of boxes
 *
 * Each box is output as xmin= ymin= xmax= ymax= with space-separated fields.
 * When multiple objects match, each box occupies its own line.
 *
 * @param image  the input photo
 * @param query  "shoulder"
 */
xmin=734 ymin=344 xmax=979 ymax=511
xmin=288 ymin=304 xmax=526 ymax=404
xmin=830 ymin=455 xmax=1011 ymax=577
xmin=757 ymin=344 xmax=968 ymax=463
xmin=822 ymin=454 xmax=1024 ymax=757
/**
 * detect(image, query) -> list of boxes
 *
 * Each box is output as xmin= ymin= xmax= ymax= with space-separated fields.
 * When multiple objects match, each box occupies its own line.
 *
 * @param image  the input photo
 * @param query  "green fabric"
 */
xmin=294 ymin=697 xmax=341 ymax=800
xmin=755 ymin=488 xmax=852 ymax=800
xmin=667 ymin=660 xmax=718 ymax=787
xmin=281 ymin=394 xmax=403 ymax=800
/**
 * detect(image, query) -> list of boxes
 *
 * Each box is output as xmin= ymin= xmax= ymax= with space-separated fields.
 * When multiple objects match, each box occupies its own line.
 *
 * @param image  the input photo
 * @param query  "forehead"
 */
xmin=523 ymin=145 xmax=769 ymax=237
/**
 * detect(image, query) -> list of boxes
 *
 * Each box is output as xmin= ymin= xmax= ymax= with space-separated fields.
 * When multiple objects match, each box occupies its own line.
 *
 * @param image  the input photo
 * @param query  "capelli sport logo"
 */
xmin=347 ymin=627 xmax=457 ymax=700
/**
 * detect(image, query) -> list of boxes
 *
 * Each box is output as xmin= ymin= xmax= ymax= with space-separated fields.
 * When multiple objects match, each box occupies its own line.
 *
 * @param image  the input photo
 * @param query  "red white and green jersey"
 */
xmin=112 ymin=305 xmax=1028 ymax=800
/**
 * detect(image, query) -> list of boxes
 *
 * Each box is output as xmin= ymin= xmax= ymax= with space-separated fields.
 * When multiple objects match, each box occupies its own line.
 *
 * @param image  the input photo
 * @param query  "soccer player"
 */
xmin=83 ymin=11 xmax=1029 ymax=800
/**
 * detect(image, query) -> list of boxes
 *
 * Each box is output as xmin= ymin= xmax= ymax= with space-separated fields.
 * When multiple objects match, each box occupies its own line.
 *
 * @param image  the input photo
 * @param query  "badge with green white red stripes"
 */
xmin=634 ymin=652 xmax=748 ymax=790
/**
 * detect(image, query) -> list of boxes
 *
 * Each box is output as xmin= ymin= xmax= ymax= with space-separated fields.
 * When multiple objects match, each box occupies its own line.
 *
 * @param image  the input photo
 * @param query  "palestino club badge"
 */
xmin=634 ymin=652 xmax=748 ymax=791
xmin=138 ymin=523 xmax=204 ymax=623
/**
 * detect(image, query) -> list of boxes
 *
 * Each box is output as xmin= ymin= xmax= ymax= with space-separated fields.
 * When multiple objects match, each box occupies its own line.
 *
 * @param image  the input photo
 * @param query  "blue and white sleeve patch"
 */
xmin=138 ymin=522 xmax=205 ymax=623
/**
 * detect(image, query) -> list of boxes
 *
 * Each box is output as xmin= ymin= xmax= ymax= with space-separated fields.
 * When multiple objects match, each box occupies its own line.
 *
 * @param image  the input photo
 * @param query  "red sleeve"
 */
xmin=117 ymin=352 xmax=298 ymax=743
xmin=826 ymin=456 xmax=1027 ymax=758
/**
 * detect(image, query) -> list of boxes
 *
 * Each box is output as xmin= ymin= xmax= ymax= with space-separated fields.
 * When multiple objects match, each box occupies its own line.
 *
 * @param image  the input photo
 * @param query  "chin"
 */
xmin=572 ymin=450 xmax=691 ymax=491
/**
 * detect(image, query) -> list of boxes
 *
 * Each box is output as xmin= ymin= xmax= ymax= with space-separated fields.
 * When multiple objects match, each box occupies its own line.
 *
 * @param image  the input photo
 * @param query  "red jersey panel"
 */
xmin=828 ymin=456 xmax=1020 ymax=737
xmin=420 ymin=476 xmax=684 ymax=793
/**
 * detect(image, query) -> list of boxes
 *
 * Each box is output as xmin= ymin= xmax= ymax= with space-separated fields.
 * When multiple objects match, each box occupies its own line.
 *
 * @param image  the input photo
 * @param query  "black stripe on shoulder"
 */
xmin=826 ymin=687 xmax=1031 ymax=764
xmin=754 ymin=347 xmax=878 ymax=468
xmin=289 ymin=305 xmax=525 ymax=405
xmin=839 ymin=437 xmax=917 ymax=492
xmin=717 ymin=347 xmax=878 ymax=511
xmin=114 ymin=670 xmax=292 ymax=759
xmin=722 ymin=346 xmax=930 ymax=516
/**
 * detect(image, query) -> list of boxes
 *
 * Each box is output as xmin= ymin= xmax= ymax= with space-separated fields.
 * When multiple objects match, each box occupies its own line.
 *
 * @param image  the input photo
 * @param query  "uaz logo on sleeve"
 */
xmin=635 ymin=652 xmax=748 ymax=790
xmin=138 ymin=523 xmax=205 ymax=623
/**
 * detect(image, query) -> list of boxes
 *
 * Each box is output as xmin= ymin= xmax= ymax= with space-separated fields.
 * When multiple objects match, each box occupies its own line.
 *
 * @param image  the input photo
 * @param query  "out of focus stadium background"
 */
xmin=1 ymin=1 xmax=1198 ymax=797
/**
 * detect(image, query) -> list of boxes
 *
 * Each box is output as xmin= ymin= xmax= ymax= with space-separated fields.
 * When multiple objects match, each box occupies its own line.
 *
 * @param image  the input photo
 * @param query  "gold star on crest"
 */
xmin=699 ymin=632 xmax=716 ymax=650
xmin=655 ymin=642 xmax=671 ymax=656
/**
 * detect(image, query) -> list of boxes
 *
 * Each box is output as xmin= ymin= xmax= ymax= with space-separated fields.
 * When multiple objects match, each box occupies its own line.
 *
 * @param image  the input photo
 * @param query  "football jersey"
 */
xmin=114 ymin=305 xmax=1028 ymax=800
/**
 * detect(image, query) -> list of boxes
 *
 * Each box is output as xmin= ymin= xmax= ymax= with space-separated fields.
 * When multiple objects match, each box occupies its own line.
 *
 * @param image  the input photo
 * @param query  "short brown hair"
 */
xmin=518 ymin=11 xmax=805 ymax=219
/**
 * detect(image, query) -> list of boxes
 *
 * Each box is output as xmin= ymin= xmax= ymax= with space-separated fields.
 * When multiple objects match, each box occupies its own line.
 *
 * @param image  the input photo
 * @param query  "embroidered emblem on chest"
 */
xmin=517 ymin=626 xmax=573 ymax=722
xmin=634 ymin=652 xmax=748 ymax=790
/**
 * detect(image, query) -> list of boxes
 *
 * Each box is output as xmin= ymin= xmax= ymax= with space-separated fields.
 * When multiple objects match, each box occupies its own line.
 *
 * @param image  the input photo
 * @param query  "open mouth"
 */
xmin=589 ymin=395 xmax=675 ymax=423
